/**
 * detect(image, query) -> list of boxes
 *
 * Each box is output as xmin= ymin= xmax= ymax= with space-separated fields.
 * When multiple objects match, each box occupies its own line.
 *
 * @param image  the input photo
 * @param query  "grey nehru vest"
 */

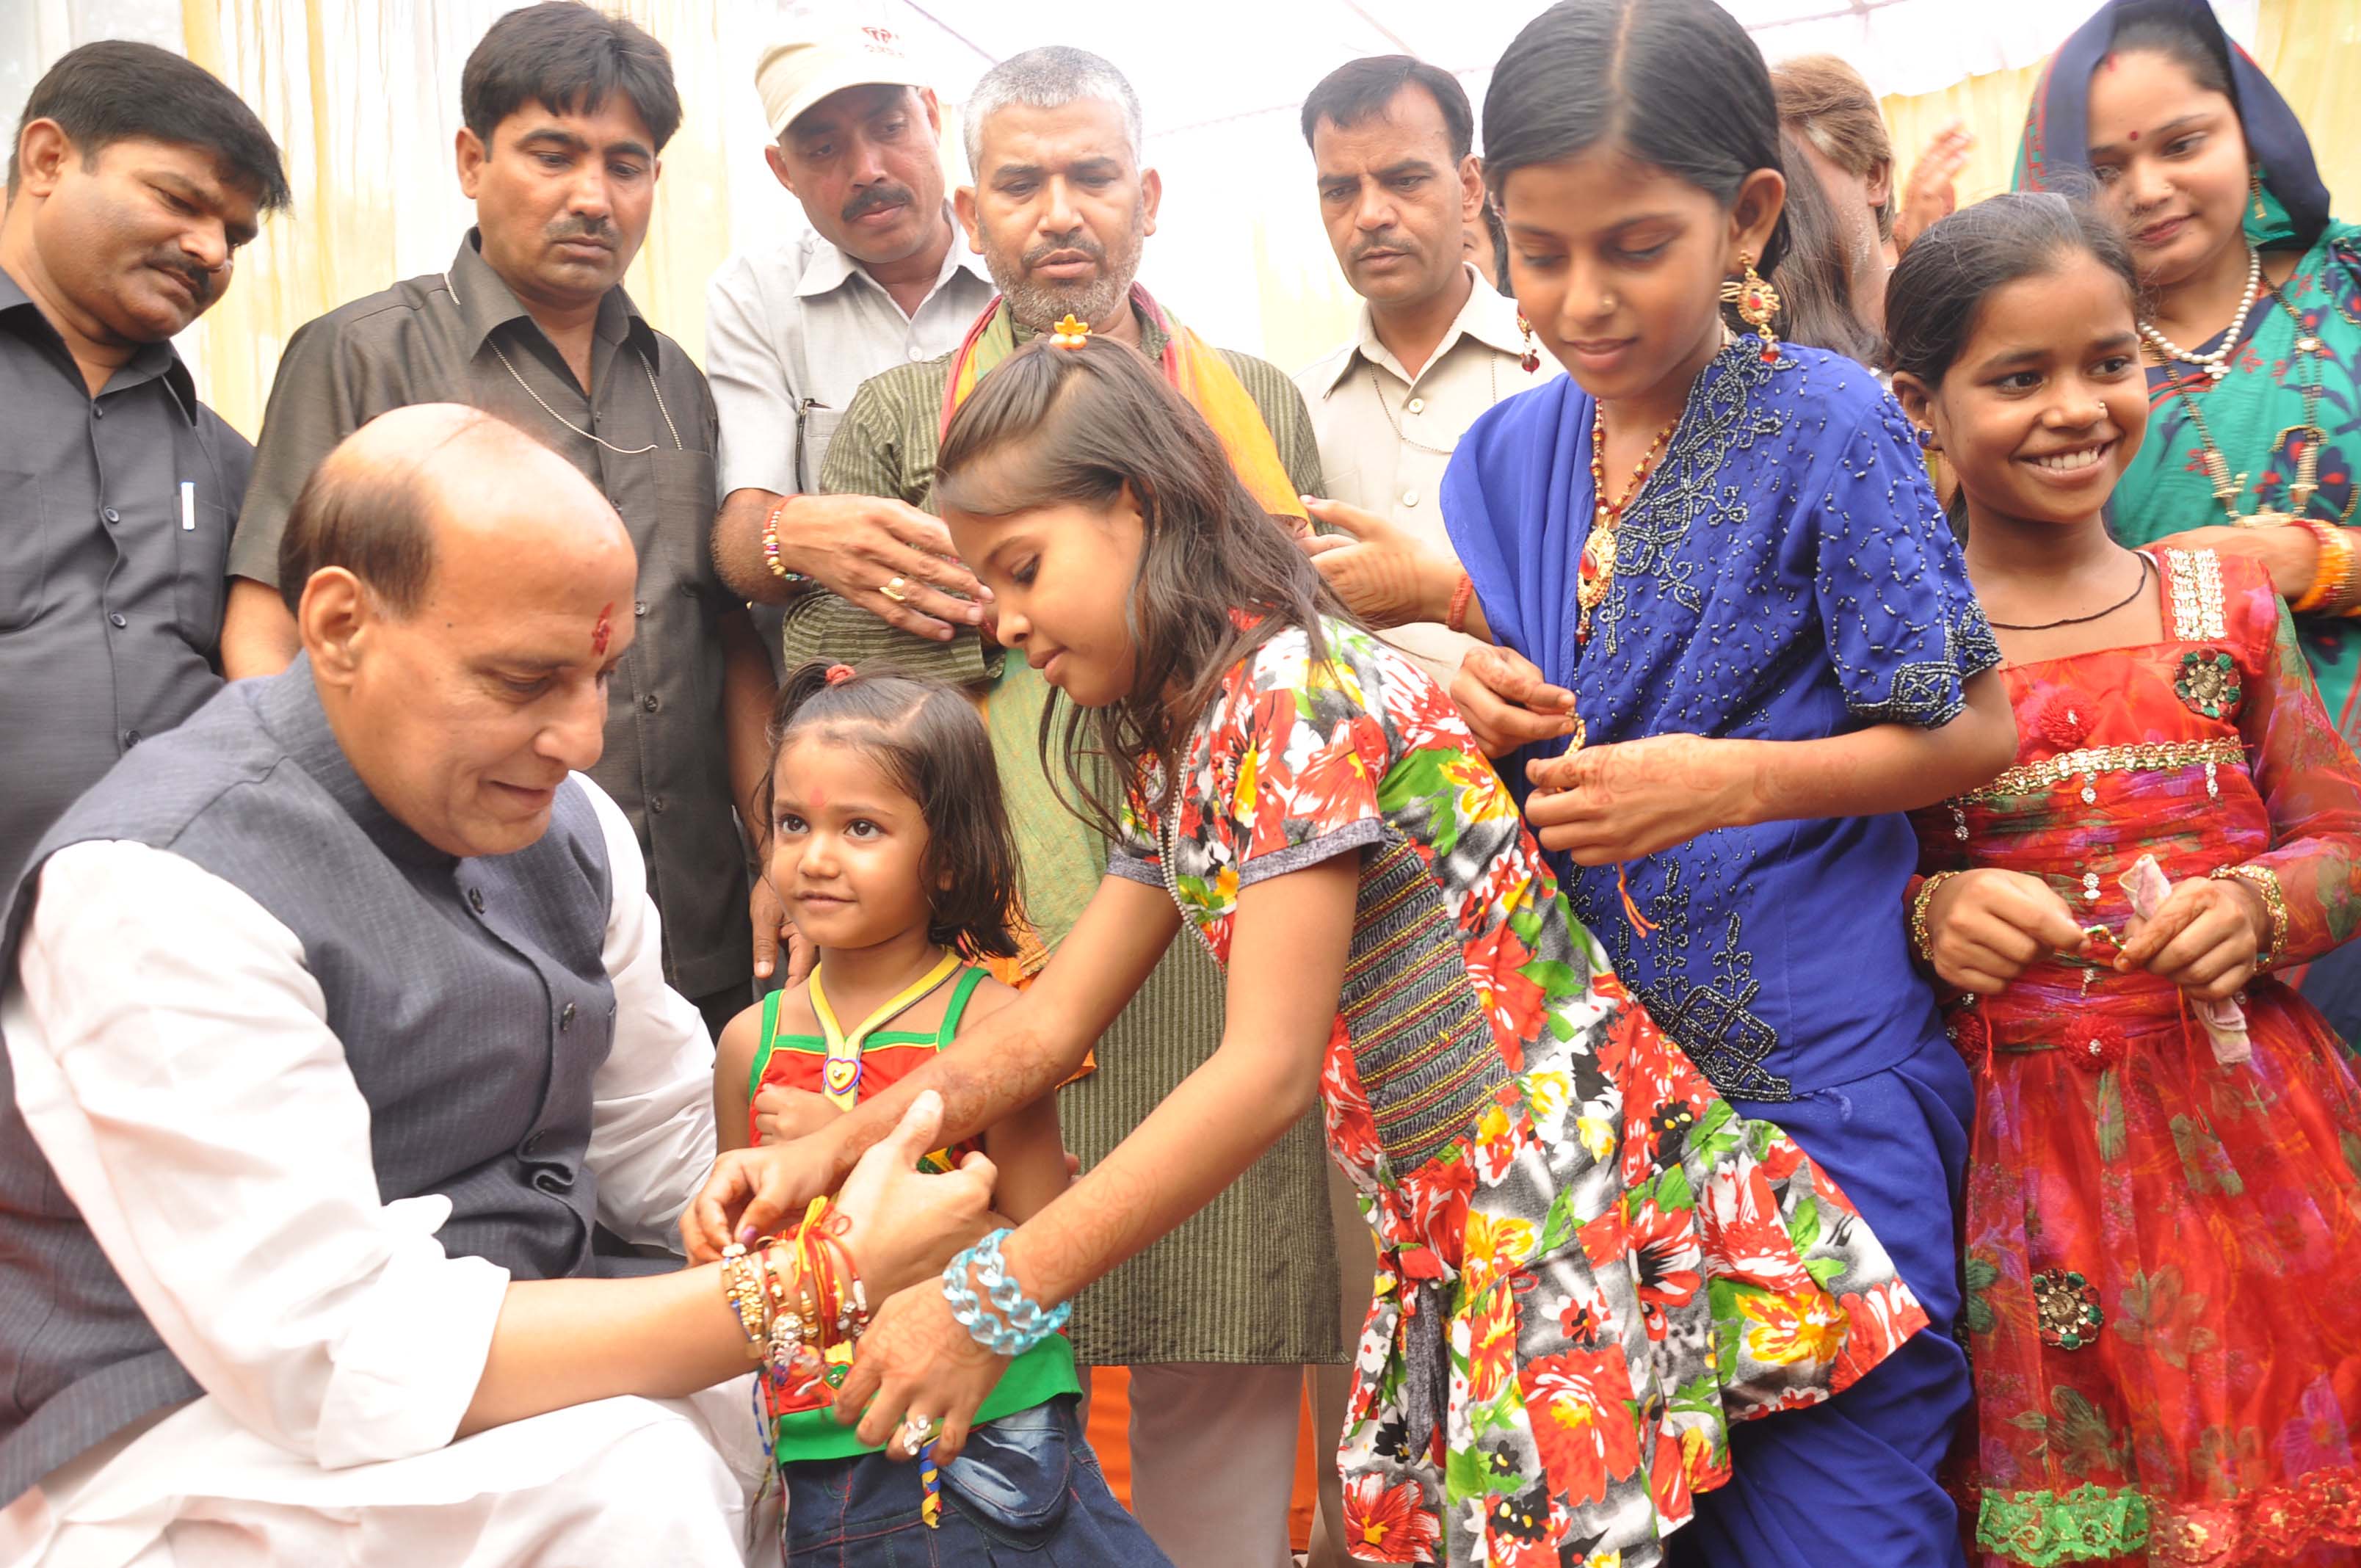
xmin=0 ymin=661 xmax=619 ymax=1507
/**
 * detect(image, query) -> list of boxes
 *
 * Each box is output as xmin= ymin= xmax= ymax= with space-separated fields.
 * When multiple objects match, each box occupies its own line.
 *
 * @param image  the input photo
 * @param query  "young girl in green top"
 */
xmin=711 ymin=661 xmax=1164 ymax=1565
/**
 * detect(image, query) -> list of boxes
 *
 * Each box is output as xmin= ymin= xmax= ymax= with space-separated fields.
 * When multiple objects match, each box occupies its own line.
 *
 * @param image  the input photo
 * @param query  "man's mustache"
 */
xmin=149 ymin=252 xmax=215 ymax=306
xmin=545 ymin=217 xmax=620 ymax=248
xmin=842 ymin=183 xmax=915 ymax=223
xmin=1023 ymin=232 xmax=1106 ymax=269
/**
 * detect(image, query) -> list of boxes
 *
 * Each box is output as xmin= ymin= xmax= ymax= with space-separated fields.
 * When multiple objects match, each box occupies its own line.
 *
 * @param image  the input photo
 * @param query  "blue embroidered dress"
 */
xmin=1443 ymin=341 xmax=2000 ymax=1567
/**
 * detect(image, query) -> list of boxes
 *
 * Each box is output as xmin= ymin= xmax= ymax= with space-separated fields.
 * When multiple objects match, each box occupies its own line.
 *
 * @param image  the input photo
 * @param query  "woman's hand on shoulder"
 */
xmin=1924 ymin=868 xmax=2086 ymax=994
xmin=1296 ymin=496 xmax=1458 ymax=629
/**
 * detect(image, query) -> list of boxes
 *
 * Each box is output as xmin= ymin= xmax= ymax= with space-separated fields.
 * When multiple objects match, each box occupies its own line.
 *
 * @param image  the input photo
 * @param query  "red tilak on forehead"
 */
xmin=590 ymin=602 xmax=614 ymax=657
xmin=2129 ymin=129 xmax=2141 ymax=141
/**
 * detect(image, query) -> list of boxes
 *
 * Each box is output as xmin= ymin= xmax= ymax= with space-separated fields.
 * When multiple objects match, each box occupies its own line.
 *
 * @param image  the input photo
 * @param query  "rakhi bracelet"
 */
xmin=1910 ymin=871 xmax=1962 ymax=968
xmin=2211 ymin=863 xmax=2290 ymax=968
xmin=761 ymin=498 xmax=812 ymax=587
xmin=719 ymin=1243 xmax=768 ymax=1359
xmin=1445 ymin=571 xmax=1476 ymax=636
xmin=805 ymin=1205 xmax=869 ymax=1343
xmin=943 ymin=1228 xmax=1069 ymax=1357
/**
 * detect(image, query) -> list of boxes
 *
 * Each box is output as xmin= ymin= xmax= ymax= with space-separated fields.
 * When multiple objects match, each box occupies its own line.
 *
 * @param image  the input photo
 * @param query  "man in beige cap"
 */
xmin=706 ymin=23 xmax=995 ymax=980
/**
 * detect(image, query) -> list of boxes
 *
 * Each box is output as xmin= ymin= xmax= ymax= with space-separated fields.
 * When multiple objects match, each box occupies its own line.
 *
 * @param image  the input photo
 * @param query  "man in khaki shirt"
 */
xmin=1294 ymin=56 xmax=1558 ymax=694
xmin=1291 ymin=55 xmax=1558 ymax=1568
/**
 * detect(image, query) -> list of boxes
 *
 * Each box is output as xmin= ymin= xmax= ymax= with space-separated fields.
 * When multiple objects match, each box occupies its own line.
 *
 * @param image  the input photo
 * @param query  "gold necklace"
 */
xmin=1575 ymin=403 xmax=1680 ymax=645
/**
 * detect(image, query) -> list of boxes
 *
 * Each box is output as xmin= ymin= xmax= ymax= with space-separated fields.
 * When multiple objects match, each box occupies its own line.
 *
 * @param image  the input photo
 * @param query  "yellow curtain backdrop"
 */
xmin=1880 ymin=0 xmax=2357 ymax=229
xmin=176 ymin=0 xmax=2357 ymax=440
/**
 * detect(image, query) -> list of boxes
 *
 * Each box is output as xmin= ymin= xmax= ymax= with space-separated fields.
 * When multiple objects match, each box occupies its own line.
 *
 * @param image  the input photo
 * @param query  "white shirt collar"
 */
xmin=794 ymin=205 xmax=988 ymax=303
xmin=1320 ymin=263 xmax=1527 ymax=395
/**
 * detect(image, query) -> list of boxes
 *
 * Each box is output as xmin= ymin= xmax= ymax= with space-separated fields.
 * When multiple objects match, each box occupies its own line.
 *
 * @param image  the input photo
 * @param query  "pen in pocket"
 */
xmin=179 ymin=480 xmax=195 ymax=531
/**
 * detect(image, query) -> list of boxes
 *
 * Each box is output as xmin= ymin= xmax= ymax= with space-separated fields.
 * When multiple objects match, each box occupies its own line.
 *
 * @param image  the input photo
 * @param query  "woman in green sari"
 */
xmin=2017 ymin=0 xmax=2361 ymax=1038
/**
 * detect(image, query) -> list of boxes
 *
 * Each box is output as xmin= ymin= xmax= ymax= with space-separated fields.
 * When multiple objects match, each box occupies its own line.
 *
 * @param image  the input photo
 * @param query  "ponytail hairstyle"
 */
xmin=761 ymin=661 xmax=1020 ymax=961
xmin=1882 ymin=189 xmax=2141 ymax=535
xmin=1482 ymin=0 xmax=1790 ymax=273
xmin=932 ymin=336 xmax=1345 ymax=838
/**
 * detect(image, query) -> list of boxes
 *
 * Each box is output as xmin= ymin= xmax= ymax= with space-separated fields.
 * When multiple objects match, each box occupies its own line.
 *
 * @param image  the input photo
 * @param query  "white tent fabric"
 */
xmin=0 ymin=0 xmax=2269 ymax=401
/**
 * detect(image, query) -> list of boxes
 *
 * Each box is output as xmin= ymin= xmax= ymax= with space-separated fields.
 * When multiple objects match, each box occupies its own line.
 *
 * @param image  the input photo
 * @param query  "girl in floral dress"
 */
xmin=691 ymin=332 xmax=1934 ymax=1568
xmin=1890 ymin=192 xmax=2361 ymax=1566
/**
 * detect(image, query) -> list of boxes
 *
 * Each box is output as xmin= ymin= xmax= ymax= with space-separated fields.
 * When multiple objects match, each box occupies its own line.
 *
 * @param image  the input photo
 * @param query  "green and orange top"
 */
xmin=747 ymin=957 xmax=1079 ymax=1462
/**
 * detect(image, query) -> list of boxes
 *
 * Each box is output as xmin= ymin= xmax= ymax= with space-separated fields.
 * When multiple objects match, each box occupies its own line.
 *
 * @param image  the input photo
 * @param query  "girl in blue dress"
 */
xmin=1303 ymin=1 xmax=2017 ymax=1561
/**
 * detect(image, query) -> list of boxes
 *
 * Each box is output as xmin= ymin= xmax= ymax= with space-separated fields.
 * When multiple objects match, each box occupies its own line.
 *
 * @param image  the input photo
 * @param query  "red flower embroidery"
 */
xmin=1948 ymin=1008 xmax=1990 ymax=1067
xmin=2034 ymin=689 xmax=2091 ymax=750
xmin=2066 ymin=1023 xmax=2127 ymax=1073
xmin=1520 ymin=1349 xmax=1643 ymax=1506
xmin=1338 ymin=1473 xmax=1441 ymax=1563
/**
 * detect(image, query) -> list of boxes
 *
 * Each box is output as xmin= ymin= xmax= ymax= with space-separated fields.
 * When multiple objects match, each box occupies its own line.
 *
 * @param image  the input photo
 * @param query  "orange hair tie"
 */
xmin=824 ymin=664 xmax=857 ymax=686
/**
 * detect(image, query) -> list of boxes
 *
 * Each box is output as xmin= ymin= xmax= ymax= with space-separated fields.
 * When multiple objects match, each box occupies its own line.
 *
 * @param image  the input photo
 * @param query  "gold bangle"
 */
xmin=2324 ymin=526 xmax=2361 ymax=617
xmin=2211 ymin=863 xmax=2289 ymax=969
xmin=2293 ymin=522 xmax=2349 ymax=615
xmin=1911 ymin=871 xmax=1961 ymax=968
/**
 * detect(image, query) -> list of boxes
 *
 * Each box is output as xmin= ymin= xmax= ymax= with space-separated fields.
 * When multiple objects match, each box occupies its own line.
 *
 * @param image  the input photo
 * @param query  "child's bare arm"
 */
xmin=965 ymin=981 xmax=1071 ymax=1222
xmin=713 ymin=1005 xmax=762 ymax=1153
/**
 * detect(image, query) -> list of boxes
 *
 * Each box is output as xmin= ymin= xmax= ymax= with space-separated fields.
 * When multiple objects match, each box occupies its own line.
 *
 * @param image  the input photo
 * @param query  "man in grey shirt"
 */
xmin=704 ymin=21 xmax=995 ymax=979
xmin=0 ymin=42 xmax=288 ymax=885
xmin=215 ymin=4 xmax=767 ymax=1030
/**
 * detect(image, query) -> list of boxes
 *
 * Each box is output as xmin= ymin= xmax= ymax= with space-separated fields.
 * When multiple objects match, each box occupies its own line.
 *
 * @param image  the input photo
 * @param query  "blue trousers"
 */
xmin=1670 ymin=1037 xmax=1976 ymax=1568
xmin=781 ymin=1396 xmax=1169 ymax=1566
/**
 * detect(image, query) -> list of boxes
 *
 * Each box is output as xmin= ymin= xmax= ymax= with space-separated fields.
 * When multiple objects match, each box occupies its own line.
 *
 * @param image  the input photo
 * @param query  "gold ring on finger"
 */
xmin=880 ymin=576 xmax=910 ymax=604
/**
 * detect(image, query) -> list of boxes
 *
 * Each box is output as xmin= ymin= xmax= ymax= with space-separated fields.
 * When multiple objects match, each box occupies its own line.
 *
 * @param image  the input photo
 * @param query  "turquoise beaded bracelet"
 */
xmin=942 ymin=1228 xmax=1070 ymax=1357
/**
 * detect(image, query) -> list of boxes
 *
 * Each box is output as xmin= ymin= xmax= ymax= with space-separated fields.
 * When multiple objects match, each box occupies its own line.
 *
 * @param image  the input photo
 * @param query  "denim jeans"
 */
xmin=780 ymin=1396 xmax=1169 ymax=1566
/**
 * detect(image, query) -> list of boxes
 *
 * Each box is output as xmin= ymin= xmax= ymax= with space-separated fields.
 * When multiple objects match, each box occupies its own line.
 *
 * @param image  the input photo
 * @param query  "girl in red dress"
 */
xmin=1889 ymin=191 xmax=2361 ymax=1565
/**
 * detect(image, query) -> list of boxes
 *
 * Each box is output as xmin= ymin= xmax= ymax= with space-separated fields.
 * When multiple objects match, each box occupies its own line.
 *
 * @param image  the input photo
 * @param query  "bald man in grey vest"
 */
xmin=0 ymin=404 xmax=992 ymax=1566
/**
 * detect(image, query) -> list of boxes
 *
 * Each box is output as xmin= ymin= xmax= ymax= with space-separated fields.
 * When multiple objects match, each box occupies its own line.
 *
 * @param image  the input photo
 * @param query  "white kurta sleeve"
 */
xmin=577 ymin=776 xmax=719 ymax=1249
xmin=1 ymin=841 xmax=512 ymax=1470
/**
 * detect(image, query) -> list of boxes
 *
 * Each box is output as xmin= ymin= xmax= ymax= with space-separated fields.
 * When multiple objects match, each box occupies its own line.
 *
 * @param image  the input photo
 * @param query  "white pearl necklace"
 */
xmin=2139 ymin=247 xmax=2261 ymax=382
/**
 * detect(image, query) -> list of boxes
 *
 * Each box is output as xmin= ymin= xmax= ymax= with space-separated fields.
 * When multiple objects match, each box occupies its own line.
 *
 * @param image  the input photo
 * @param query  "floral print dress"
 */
xmin=1108 ymin=617 xmax=1929 ymax=1567
xmin=1910 ymin=549 xmax=2361 ymax=1567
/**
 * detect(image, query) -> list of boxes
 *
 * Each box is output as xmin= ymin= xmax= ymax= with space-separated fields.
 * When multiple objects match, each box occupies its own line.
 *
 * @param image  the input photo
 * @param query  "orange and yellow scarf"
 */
xmin=938 ymin=284 xmax=1307 ymax=524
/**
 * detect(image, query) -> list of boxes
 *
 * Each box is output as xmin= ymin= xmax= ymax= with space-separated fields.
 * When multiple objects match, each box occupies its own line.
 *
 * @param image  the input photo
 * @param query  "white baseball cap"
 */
xmin=755 ymin=25 xmax=929 ymax=139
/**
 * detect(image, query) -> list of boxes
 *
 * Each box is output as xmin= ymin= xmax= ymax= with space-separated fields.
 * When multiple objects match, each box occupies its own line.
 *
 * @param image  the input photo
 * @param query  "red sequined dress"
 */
xmin=1909 ymin=548 xmax=2361 ymax=1567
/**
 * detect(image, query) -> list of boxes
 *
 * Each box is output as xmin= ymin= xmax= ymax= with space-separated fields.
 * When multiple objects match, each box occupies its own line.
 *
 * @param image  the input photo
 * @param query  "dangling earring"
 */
xmin=1719 ymin=252 xmax=1781 ymax=363
xmin=1515 ymin=313 xmax=1541 ymax=374
xmin=2251 ymin=167 xmax=2268 ymax=223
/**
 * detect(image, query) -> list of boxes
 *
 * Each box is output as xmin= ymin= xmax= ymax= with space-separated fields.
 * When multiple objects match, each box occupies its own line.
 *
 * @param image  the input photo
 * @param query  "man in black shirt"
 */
xmin=0 ymin=40 xmax=288 ymax=883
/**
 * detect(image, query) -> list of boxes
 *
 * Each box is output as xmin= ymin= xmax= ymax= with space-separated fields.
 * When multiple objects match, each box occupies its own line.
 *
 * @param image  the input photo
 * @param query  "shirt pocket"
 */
xmin=174 ymin=498 xmax=231 ymax=655
xmin=0 ymin=470 xmax=49 ymax=632
xmin=797 ymin=407 xmax=844 ymax=494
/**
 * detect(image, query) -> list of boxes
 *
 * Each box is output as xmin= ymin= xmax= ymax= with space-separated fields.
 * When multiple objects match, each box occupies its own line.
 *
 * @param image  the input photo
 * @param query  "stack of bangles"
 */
xmin=2293 ymin=521 xmax=2361 ymax=617
xmin=942 ymin=1228 xmax=1070 ymax=1357
xmin=719 ymin=1199 xmax=867 ymax=1382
